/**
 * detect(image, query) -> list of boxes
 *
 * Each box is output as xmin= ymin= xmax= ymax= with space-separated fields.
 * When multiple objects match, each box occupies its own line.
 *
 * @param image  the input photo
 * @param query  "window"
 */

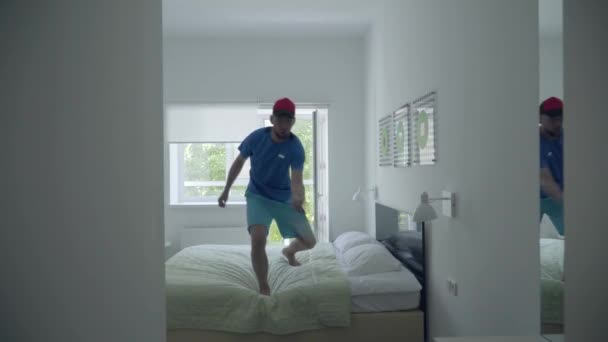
xmin=166 ymin=104 xmax=258 ymax=205
xmin=170 ymin=142 xmax=250 ymax=204
xmin=166 ymin=103 xmax=325 ymax=245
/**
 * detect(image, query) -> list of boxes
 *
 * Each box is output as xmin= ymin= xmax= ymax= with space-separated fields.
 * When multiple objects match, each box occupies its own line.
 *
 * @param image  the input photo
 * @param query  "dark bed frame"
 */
xmin=375 ymin=202 xmax=428 ymax=341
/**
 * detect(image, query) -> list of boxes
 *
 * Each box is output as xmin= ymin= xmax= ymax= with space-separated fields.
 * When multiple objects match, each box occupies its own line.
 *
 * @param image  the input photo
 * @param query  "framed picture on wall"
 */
xmin=411 ymin=91 xmax=437 ymax=165
xmin=392 ymin=103 xmax=411 ymax=167
xmin=378 ymin=114 xmax=393 ymax=166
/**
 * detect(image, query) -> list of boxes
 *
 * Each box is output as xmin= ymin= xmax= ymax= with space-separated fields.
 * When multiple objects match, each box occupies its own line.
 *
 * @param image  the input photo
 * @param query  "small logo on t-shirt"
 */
xmin=547 ymin=152 xmax=553 ymax=157
xmin=278 ymin=154 xmax=285 ymax=159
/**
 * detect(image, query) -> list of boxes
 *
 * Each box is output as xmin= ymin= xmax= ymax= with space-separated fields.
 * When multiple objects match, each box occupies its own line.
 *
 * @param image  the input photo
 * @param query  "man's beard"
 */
xmin=274 ymin=129 xmax=289 ymax=140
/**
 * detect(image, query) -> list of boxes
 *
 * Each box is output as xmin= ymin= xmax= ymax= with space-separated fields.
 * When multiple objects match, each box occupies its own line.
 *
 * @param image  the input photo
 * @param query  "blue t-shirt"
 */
xmin=239 ymin=127 xmax=305 ymax=203
xmin=540 ymin=132 xmax=563 ymax=199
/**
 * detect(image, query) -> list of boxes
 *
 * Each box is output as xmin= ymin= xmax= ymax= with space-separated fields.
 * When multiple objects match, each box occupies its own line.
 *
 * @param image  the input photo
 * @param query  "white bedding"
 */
xmin=331 ymin=236 xmax=423 ymax=313
xmin=351 ymin=292 xmax=421 ymax=313
xmin=166 ymin=243 xmax=351 ymax=334
xmin=347 ymin=268 xmax=422 ymax=312
xmin=540 ymin=238 xmax=564 ymax=324
xmin=166 ymin=237 xmax=422 ymax=333
xmin=540 ymin=238 xmax=564 ymax=281
xmin=348 ymin=268 xmax=422 ymax=296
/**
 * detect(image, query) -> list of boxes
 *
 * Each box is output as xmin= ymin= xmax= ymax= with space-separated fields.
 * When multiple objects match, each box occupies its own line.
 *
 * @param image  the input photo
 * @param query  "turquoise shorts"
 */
xmin=245 ymin=192 xmax=314 ymax=240
xmin=540 ymin=198 xmax=565 ymax=236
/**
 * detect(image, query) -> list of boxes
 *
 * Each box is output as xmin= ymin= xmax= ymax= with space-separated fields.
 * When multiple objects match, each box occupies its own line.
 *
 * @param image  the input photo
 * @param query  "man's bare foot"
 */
xmin=259 ymin=284 xmax=271 ymax=296
xmin=282 ymin=248 xmax=301 ymax=266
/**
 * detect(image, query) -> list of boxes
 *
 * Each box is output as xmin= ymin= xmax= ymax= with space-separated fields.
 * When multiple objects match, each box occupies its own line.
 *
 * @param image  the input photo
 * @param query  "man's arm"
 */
xmin=291 ymin=169 xmax=305 ymax=213
xmin=218 ymin=155 xmax=246 ymax=207
xmin=540 ymin=167 xmax=563 ymax=202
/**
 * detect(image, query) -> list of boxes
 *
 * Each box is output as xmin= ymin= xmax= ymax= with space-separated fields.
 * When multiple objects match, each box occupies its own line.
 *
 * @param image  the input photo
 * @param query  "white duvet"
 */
xmin=540 ymin=238 xmax=564 ymax=324
xmin=349 ymin=268 xmax=422 ymax=296
xmin=165 ymin=243 xmax=351 ymax=334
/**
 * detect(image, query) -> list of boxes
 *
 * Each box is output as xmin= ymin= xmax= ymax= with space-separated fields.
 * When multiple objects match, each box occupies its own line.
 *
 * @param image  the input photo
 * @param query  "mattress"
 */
xmin=351 ymin=291 xmax=420 ymax=313
xmin=348 ymin=267 xmax=422 ymax=313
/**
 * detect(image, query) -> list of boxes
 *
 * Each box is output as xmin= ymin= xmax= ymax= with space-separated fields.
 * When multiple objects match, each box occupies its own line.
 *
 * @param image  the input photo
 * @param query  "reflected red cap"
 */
xmin=540 ymin=97 xmax=563 ymax=117
xmin=273 ymin=98 xmax=295 ymax=118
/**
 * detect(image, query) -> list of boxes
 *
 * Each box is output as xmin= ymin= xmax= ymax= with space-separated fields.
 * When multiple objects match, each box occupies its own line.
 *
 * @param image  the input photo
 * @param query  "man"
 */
xmin=539 ymin=96 xmax=564 ymax=236
xmin=218 ymin=97 xmax=316 ymax=296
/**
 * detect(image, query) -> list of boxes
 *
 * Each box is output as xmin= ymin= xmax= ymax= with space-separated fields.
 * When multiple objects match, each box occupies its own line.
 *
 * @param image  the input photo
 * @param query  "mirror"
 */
xmin=539 ymin=1 xmax=564 ymax=341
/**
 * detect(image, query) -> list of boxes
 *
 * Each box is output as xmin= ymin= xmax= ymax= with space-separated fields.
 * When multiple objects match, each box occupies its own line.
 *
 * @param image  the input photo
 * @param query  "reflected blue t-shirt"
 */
xmin=540 ymin=132 xmax=563 ymax=199
xmin=239 ymin=127 xmax=305 ymax=203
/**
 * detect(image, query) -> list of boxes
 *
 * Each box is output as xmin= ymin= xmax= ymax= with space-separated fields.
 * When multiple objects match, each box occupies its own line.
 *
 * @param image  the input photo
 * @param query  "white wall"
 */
xmin=365 ymin=0 xmax=539 ymax=338
xmin=163 ymin=37 xmax=366 ymax=252
xmin=0 ymin=1 xmax=164 ymax=342
xmin=363 ymin=4 xmax=385 ymax=237
xmin=539 ymin=0 xmax=564 ymax=102
xmin=540 ymin=36 xmax=564 ymax=101
xmin=563 ymin=1 xmax=608 ymax=341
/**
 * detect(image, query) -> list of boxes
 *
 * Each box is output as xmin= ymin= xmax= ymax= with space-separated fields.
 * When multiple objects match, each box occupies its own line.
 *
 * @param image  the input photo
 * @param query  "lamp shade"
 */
xmin=413 ymin=192 xmax=438 ymax=222
xmin=413 ymin=202 xmax=438 ymax=223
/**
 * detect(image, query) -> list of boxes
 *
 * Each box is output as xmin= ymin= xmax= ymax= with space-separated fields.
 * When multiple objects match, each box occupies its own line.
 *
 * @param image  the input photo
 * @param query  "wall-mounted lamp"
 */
xmin=412 ymin=191 xmax=455 ymax=342
xmin=413 ymin=191 xmax=456 ymax=223
xmin=352 ymin=186 xmax=378 ymax=201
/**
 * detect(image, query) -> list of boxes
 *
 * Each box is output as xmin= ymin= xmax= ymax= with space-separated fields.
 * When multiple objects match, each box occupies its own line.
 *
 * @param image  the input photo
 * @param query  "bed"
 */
xmin=540 ymin=238 xmax=564 ymax=334
xmin=166 ymin=208 xmax=427 ymax=342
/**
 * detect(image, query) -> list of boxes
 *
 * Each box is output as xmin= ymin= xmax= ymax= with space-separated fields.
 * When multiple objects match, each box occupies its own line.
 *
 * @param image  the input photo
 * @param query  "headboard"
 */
xmin=374 ymin=202 xmax=424 ymax=285
xmin=375 ymin=201 xmax=416 ymax=239
xmin=374 ymin=202 xmax=428 ymax=341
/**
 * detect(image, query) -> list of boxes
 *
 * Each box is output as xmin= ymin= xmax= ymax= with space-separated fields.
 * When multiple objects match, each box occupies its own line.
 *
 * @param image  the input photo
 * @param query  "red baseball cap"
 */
xmin=540 ymin=97 xmax=563 ymax=117
xmin=273 ymin=97 xmax=296 ymax=118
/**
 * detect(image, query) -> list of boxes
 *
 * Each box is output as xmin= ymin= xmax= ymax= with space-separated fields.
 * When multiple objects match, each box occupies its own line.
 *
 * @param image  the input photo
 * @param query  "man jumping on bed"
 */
xmin=539 ymin=96 xmax=565 ymax=236
xmin=218 ymin=97 xmax=316 ymax=296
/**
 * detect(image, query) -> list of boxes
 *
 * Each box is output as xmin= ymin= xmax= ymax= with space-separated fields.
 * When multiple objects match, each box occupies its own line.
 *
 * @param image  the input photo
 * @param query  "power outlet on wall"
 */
xmin=447 ymin=278 xmax=458 ymax=296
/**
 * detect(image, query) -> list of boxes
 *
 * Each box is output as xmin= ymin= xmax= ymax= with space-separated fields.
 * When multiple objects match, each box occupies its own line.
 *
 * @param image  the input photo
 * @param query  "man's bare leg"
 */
xmin=250 ymin=225 xmax=270 ymax=295
xmin=282 ymin=235 xmax=316 ymax=267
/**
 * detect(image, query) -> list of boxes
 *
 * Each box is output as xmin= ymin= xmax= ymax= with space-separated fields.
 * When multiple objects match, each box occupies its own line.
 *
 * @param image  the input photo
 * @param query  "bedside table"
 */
xmin=435 ymin=337 xmax=547 ymax=342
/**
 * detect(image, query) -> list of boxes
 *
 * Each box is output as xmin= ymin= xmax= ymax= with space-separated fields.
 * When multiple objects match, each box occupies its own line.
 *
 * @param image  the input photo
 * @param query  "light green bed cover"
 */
xmin=166 ymin=242 xmax=350 ymax=334
xmin=540 ymin=238 xmax=564 ymax=325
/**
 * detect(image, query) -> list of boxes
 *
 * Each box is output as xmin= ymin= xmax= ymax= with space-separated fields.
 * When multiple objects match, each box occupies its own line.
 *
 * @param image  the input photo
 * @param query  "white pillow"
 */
xmin=342 ymin=243 xmax=402 ymax=276
xmin=540 ymin=215 xmax=563 ymax=239
xmin=333 ymin=231 xmax=376 ymax=253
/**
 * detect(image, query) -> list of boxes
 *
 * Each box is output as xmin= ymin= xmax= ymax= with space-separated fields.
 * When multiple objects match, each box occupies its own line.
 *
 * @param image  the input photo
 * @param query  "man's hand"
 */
xmin=540 ymin=168 xmax=563 ymax=203
xmin=218 ymin=155 xmax=247 ymax=208
xmin=218 ymin=190 xmax=229 ymax=208
xmin=290 ymin=169 xmax=305 ymax=214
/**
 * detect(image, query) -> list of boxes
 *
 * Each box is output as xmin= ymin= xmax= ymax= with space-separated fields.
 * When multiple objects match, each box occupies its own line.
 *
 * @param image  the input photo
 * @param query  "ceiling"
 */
xmin=162 ymin=0 xmax=376 ymax=38
xmin=163 ymin=0 xmax=562 ymax=39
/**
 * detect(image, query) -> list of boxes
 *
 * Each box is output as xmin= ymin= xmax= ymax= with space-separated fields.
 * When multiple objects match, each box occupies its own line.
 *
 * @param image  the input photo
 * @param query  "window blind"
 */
xmin=166 ymin=104 xmax=259 ymax=143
